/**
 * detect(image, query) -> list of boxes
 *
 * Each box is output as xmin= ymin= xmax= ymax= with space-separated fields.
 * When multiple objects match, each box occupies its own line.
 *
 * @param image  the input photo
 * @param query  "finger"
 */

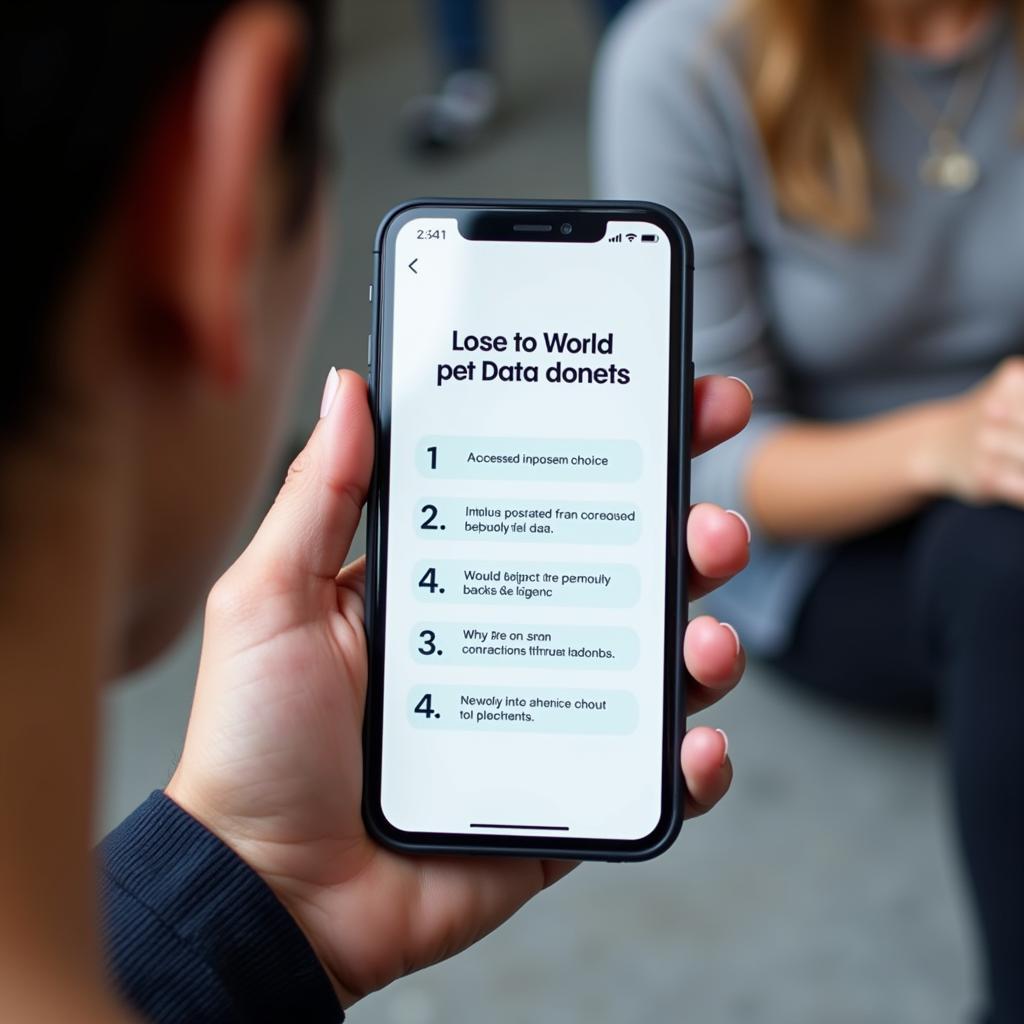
xmin=682 ymin=726 xmax=733 ymax=819
xmin=990 ymin=466 xmax=1024 ymax=509
xmin=539 ymin=859 xmax=579 ymax=888
xmin=687 ymin=502 xmax=751 ymax=600
xmin=983 ymin=402 xmax=1024 ymax=433
xmin=980 ymin=426 xmax=1024 ymax=465
xmin=684 ymin=615 xmax=745 ymax=714
xmin=245 ymin=369 xmax=374 ymax=585
xmin=992 ymin=356 xmax=1024 ymax=409
xmin=336 ymin=554 xmax=367 ymax=599
xmin=692 ymin=375 xmax=753 ymax=458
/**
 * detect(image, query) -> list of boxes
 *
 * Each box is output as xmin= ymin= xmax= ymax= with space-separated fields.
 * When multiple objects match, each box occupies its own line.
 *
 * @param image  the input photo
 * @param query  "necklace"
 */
xmin=886 ymin=48 xmax=996 ymax=193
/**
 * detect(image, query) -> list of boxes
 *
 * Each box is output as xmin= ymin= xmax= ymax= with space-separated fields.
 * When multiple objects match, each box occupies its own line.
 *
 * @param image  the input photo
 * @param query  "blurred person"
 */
xmin=405 ymin=0 xmax=632 ymax=151
xmin=0 ymin=1 xmax=754 ymax=1022
xmin=595 ymin=1 xmax=1024 ymax=1021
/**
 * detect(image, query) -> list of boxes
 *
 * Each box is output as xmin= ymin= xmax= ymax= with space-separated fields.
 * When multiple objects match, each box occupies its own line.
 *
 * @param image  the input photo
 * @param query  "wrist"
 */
xmin=161 ymin=779 xmax=359 ymax=1010
xmin=903 ymin=399 xmax=957 ymax=500
xmin=105 ymin=792 xmax=345 ymax=1022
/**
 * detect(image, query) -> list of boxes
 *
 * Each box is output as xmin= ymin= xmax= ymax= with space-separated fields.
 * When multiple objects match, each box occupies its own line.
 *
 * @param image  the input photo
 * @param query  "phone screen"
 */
xmin=369 ymin=205 xmax=688 ymax=852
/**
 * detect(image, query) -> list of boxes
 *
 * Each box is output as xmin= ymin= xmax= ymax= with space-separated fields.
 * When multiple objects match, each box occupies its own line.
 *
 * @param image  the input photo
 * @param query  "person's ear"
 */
xmin=125 ymin=2 xmax=305 ymax=391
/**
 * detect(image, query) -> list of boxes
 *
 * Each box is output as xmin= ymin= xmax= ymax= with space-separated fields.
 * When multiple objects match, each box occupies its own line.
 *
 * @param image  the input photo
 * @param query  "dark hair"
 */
xmin=2 ymin=1 xmax=329 ymax=439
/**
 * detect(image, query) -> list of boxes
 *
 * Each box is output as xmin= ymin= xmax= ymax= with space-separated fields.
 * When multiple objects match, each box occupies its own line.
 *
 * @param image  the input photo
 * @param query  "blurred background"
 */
xmin=102 ymin=2 xmax=977 ymax=1021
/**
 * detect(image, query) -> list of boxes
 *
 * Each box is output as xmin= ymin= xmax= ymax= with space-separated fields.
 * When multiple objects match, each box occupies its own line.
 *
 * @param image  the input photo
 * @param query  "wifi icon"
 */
xmin=625 ymin=232 xmax=638 ymax=242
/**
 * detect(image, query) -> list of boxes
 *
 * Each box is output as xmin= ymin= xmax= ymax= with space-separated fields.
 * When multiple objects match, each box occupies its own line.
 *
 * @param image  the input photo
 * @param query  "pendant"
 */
xmin=919 ymin=128 xmax=980 ymax=193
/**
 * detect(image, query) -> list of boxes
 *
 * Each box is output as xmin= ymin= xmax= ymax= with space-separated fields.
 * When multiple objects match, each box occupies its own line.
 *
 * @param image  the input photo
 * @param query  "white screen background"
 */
xmin=379 ymin=215 xmax=673 ymax=841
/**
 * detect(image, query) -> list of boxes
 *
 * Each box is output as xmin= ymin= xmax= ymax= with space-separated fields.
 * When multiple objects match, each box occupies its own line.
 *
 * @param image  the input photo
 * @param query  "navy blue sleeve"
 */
xmin=100 ymin=791 xmax=344 ymax=1024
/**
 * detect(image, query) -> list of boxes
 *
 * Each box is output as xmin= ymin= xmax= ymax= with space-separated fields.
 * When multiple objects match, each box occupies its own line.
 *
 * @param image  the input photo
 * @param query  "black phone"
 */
xmin=363 ymin=199 xmax=693 ymax=861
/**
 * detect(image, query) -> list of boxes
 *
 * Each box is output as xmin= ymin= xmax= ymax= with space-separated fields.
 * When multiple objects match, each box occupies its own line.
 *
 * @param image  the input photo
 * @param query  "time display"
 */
xmin=416 ymin=228 xmax=447 ymax=240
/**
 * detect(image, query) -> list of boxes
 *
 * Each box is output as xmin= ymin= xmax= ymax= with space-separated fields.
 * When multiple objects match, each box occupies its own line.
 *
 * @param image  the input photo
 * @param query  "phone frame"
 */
xmin=363 ymin=199 xmax=694 ymax=861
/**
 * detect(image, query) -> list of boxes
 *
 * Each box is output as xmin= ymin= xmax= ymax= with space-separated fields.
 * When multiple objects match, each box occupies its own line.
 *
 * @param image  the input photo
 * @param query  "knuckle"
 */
xmin=997 ymin=468 xmax=1024 ymax=501
xmin=997 ymin=357 xmax=1024 ymax=388
xmin=975 ymin=460 xmax=1003 ymax=501
xmin=284 ymin=448 xmax=310 ymax=487
xmin=976 ymin=426 xmax=1002 ymax=455
xmin=980 ymin=394 xmax=1008 ymax=423
xmin=204 ymin=578 xmax=231 ymax=625
xmin=205 ymin=569 xmax=246 ymax=625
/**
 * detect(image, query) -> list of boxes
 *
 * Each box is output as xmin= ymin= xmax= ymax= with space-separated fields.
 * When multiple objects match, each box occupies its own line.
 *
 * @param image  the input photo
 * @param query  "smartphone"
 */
xmin=363 ymin=199 xmax=693 ymax=861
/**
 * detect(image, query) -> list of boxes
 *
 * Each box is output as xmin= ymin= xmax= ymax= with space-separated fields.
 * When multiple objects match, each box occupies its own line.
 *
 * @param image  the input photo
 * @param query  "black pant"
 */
xmin=768 ymin=502 xmax=1024 ymax=1024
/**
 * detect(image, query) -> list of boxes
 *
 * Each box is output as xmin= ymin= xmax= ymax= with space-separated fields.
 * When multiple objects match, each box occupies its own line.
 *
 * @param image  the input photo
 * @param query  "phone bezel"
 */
xmin=363 ymin=199 xmax=694 ymax=861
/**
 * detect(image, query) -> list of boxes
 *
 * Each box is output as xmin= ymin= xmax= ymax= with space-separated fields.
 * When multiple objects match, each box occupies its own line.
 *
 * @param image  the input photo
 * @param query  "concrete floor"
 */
xmin=101 ymin=2 xmax=980 ymax=1021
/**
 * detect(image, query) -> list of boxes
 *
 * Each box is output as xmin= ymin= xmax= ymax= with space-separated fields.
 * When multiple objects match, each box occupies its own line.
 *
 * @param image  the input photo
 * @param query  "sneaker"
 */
xmin=403 ymin=69 xmax=499 ymax=153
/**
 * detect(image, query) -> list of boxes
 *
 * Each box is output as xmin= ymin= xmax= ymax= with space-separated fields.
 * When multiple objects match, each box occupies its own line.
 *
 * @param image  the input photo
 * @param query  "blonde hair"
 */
xmin=733 ymin=0 xmax=1023 ymax=237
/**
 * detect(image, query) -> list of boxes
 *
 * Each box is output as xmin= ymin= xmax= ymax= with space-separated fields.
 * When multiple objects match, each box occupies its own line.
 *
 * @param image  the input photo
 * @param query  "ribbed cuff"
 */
xmin=100 ymin=791 xmax=343 ymax=1024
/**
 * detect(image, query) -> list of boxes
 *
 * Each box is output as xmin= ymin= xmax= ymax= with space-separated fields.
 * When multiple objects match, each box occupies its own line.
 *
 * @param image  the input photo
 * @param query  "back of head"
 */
xmin=2 ymin=1 xmax=327 ymax=441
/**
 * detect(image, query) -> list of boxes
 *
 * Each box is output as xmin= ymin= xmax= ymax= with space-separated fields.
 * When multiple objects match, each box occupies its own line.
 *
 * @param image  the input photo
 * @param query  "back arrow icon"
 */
xmin=408 ymin=258 xmax=418 ymax=273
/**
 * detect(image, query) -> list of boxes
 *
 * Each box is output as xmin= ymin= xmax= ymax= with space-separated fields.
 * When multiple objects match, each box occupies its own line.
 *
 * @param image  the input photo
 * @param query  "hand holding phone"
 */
xmin=164 ymin=200 xmax=750 ymax=1004
xmin=167 ymin=363 xmax=749 ymax=1006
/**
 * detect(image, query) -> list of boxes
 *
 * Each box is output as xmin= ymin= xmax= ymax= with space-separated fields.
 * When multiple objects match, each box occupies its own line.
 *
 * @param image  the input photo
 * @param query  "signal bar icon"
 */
xmin=609 ymin=231 xmax=656 ymax=243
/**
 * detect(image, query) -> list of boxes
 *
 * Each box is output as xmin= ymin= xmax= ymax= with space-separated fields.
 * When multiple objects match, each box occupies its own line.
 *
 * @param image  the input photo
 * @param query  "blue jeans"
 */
xmin=434 ymin=0 xmax=632 ymax=71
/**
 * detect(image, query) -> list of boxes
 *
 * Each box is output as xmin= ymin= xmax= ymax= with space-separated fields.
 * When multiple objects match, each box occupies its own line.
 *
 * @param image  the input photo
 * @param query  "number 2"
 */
xmin=420 ymin=504 xmax=440 ymax=529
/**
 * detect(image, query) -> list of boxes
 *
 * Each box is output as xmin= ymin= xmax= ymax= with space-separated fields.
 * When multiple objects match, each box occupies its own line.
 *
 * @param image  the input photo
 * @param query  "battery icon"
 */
xmin=641 ymin=234 xmax=658 ymax=243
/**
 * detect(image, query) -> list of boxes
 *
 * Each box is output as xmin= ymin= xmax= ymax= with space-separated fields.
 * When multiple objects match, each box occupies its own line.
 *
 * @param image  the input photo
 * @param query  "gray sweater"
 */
xmin=593 ymin=0 xmax=1024 ymax=653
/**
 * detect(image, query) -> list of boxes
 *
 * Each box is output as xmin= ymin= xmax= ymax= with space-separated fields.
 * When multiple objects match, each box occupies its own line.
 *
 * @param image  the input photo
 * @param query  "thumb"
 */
xmin=244 ymin=368 xmax=374 ymax=587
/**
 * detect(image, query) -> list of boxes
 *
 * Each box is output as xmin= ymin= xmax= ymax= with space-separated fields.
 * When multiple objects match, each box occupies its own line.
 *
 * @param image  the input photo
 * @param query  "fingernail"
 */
xmin=720 ymin=622 xmax=741 ymax=656
xmin=320 ymin=367 xmax=340 ymax=418
xmin=725 ymin=509 xmax=752 ymax=543
xmin=728 ymin=375 xmax=754 ymax=401
xmin=715 ymin=728 xmax=730 ymax=764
